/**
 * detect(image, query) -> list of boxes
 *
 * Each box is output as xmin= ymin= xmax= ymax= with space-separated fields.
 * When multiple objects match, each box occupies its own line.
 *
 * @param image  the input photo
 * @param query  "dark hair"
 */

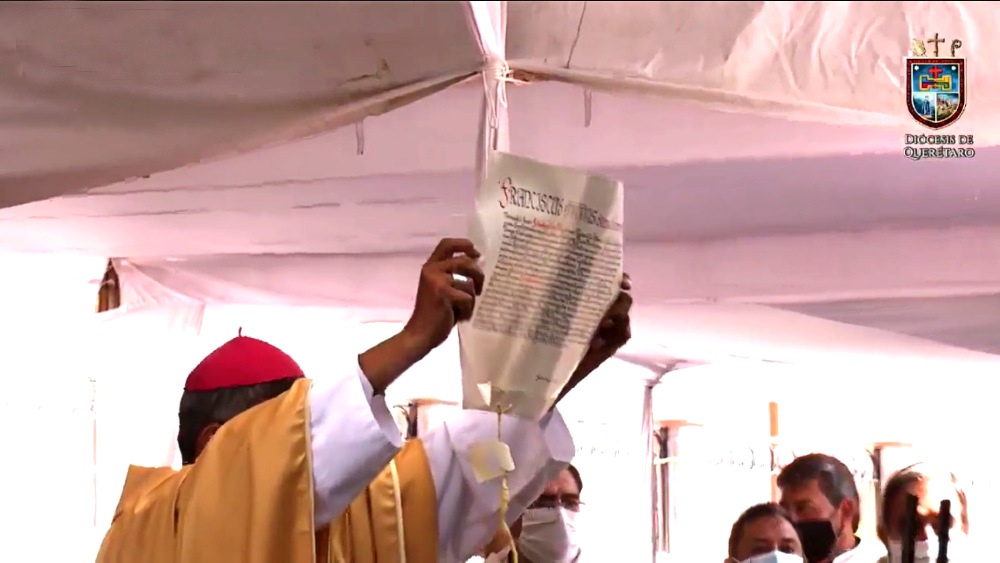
xmin=566 ymin=463 xmax=583 ymax=493
xmin=777 ymin=453 xmax=861 ymax=532
xmin=177 ymin=377 xmax=300 ymax=464
xmin=881 ymin=463 xmax=969 ymax=534
xmin=728 ymin=503 xmax=796 ymax=558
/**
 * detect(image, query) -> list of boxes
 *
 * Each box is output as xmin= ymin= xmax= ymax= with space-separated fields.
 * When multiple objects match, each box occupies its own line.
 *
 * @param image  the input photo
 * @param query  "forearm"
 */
xmin=554 ymin=355 xmax=601 ymax=406
xmin=308 ymin=366 xmax=405 ymax=525
xmin=310 ymin=329 xmax=432 ymax=524
xmin=554 ymin=378 xmax=579 ymax=406
xmin=358 ymin=329 xmax=429 ymax=395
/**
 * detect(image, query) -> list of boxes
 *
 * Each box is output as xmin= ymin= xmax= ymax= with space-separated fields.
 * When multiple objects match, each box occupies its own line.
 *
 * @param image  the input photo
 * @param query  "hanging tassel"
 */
xmin=496 ymin=404 xmax=518 ymax=563
xmin=469 ymin=403 xmax=517 ymax=561
xmin=97 ymin=259 xmax=120 ymax=313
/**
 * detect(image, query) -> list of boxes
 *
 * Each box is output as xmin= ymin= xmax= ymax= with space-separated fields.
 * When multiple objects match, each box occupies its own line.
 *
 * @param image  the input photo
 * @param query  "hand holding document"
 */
xmin=458 ymin=152 xmax=624 ymax=420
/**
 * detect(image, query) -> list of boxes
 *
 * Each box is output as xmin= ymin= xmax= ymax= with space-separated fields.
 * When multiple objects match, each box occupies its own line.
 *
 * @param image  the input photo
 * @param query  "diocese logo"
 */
xmin=906 ymin=33 xmax=966 ymax=130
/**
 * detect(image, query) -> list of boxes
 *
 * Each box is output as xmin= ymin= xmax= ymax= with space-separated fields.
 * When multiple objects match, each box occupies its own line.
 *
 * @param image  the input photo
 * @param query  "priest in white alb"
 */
xmin=97 ymin=238 xmax=633 ymax=563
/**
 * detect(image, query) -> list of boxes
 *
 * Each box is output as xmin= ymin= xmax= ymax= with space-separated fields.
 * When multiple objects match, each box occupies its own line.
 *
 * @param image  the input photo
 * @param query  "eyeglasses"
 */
xmin=529 ymin=493 xmax=583 ymax=512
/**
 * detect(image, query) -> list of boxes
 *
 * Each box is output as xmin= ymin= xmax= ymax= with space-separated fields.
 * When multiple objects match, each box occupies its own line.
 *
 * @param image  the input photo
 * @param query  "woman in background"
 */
xmin=877 ymin=463 xmax=969 ymax=563
xmin=726 ymin=502 xmax=804 ymax=563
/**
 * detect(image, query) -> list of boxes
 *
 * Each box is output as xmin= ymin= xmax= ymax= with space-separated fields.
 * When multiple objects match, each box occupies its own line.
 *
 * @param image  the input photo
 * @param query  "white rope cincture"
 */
xmin=495 ymin=404 xmax=518 ymax=563
xmin=466 ymin=399 xmax=518 ymax=561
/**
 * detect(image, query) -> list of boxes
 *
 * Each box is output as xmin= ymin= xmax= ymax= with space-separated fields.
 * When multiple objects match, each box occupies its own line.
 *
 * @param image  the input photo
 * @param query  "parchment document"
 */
xmin=458 ymin=152 xmax=624 ymax=420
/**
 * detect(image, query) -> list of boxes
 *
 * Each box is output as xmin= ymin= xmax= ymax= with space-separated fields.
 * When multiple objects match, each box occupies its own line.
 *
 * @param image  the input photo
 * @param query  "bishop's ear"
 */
xmin=194 ymin=423 xmax=222 ymax=459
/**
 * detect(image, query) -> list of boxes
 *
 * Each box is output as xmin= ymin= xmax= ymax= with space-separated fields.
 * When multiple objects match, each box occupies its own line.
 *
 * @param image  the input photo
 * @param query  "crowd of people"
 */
xmin=726 ymin=454 xmax=969 ymax=563
xmin=468 ymin=451 xmax=973 ymax=562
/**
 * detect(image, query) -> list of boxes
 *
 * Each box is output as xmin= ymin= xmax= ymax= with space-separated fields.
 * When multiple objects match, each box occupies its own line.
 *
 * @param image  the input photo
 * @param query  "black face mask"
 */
xmin=795 ymin=518 xmax=838 ymax=562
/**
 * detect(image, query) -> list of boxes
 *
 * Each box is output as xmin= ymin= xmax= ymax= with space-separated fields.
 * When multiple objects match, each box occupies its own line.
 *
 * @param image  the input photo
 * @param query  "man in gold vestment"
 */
xmin=96 ymin=239 xmax=633 ymax=563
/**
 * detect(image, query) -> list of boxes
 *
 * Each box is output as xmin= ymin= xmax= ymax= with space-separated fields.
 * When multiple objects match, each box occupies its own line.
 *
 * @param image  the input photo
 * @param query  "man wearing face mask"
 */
xmin=777 ymin=454 xmax=886 ymax=563
xmin=726 ymin=502 xmax=805 ymax=563
xmin=474 ymin=464 xmax=583 ymax=562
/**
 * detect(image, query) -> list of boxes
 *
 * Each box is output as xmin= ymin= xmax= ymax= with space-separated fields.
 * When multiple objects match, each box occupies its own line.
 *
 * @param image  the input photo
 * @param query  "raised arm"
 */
xmin=312 ymin=237 xmax=486 ymax=524
xmin=268 ymin=248 xmax=629 ymax=541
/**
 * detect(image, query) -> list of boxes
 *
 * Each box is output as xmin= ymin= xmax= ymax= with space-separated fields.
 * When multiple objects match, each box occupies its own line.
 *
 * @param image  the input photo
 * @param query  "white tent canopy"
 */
xmin=1 ymin=1 xmax=995 ymax=206
xmin=1 ymin=1 xmax=998 ymax=359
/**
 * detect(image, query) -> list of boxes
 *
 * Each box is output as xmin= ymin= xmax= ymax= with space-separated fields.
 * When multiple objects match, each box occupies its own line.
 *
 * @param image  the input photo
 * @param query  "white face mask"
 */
xmin=888 ymin=530 xmax=964 ymax=563
xmin=739 ymin=551 xmax=804 ymax=563
xmin=516 ymin=507 xmax=581 ymax=562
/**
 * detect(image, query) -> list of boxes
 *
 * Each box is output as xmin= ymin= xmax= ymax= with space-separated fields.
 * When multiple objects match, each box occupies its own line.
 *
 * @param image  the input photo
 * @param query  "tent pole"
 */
xmin=769 ymin=401 xmax=780 ymax=502
xmin=90 ymin=376 xmax=98 ymax=527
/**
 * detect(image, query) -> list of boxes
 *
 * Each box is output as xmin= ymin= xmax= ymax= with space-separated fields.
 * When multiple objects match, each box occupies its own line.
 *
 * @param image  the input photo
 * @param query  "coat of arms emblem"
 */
xmin=906 ymin=34 xmax=966 ymax=130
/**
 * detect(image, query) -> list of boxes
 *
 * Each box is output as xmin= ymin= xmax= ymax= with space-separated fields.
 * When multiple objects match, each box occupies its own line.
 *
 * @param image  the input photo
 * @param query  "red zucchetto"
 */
xmin=184 ymin=335 xmax=305 ymax=391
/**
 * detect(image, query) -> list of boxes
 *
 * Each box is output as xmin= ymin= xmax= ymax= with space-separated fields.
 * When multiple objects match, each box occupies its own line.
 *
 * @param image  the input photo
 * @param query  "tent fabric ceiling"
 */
xmin=1 ymin=1 xmax=993 ymax=210
xmin=4 ymin=80 xmax=1000 ymax=257
xmin=778 ymin=295 xmax=1000 ymax=356
xmin=505 ymin=1 xmax=996 ymax=134
xmin=2 ymin=1 xmax=999 ymax=364
xmin=0 ymin=1 xmax=482 ymax=208
xmin=109 ymin=225 xmax=1000 ymax=312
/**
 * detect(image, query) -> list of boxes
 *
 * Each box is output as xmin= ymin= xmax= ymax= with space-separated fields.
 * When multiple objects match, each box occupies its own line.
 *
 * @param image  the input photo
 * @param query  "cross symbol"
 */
xmin=928 ymin=33 xmax=946 ymax=57
xmin=927 ymin=66 xmax=944 ymax=78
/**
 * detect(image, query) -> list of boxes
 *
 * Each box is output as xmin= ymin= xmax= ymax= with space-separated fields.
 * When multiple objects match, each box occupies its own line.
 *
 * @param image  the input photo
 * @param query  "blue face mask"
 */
xmin=741 ymin=551 xmax=805 ymax=563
